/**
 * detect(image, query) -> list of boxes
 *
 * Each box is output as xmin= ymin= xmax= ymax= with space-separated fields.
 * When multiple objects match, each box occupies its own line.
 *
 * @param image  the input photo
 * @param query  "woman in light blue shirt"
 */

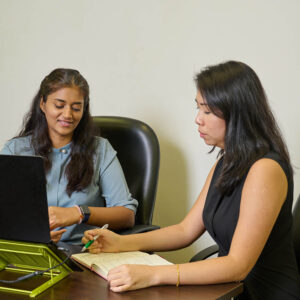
xmin=1 ymin=68 xmax=138 ymax=244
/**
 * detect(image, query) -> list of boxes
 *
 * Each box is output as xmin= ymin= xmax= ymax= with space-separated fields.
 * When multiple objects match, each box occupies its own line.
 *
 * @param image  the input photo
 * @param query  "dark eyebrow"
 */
xmin=54 ymin=98 xmax=65 ymax=103
xmin=54 ymin=98 xmax=83 ymax=105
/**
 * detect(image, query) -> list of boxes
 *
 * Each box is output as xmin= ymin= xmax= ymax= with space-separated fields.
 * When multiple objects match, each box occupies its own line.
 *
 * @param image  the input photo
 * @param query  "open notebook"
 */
xmin=72 ymin=251 xmax=173 ymax=280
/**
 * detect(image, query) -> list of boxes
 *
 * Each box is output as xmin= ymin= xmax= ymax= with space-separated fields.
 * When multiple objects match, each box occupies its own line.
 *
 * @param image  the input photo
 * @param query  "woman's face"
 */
xmin=195 ymin=90 xmax=226 ymax=149
xmin=40 ymin=87 xmax=84 ymax=148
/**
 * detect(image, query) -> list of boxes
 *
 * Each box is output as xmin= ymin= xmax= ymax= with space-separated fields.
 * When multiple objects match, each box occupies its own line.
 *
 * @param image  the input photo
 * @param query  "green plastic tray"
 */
xmin=0 ymin=239 xmax=72 ymax=297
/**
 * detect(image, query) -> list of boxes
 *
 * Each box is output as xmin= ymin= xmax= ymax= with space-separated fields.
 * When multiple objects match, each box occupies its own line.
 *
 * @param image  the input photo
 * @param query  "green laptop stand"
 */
xmin=0 ymin=239 xmax=73 ymax=297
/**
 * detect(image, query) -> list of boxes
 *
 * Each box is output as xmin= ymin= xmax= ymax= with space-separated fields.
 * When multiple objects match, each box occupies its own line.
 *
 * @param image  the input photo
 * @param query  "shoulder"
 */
xmin=93 ymin=136 xmax=116 ymax=155
xmin=248 ymin=154 xmax=287 ymax=183
xmin=5 ymin=136 xmax=32 ymax=147
xmin=93 ymin=136 xmax=117 ymax=170
xmin=244 ymin=155 xmax=288 ymax=204
xmin=1 ymin=136 xmax=33 ymax=155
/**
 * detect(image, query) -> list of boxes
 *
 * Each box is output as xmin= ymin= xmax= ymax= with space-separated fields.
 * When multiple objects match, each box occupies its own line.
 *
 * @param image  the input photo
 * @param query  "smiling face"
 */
xmin=195 ymin=90 xmax=226 ymax=149
xmin=40 ymin=87 xmax=84 ymax=148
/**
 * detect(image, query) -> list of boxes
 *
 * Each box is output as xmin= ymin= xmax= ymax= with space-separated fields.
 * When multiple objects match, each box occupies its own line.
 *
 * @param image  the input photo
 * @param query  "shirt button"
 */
xmin=60 ymin=149 xmax=67 ymax=154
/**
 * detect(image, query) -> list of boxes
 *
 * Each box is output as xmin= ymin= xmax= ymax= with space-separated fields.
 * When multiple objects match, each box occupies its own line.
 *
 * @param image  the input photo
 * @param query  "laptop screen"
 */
xmin=0 ymin=154 xmax=51 ymax=244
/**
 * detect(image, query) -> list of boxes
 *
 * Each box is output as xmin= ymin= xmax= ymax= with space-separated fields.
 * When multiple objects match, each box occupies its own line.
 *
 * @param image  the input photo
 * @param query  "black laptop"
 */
xmin=0 ymin=154 xmax=81 ymax=269
xmin=0 ymin=154 xmax=51 ymax=243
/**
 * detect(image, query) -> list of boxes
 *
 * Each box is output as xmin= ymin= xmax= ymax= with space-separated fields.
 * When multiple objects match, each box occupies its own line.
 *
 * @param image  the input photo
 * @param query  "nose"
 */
xmin=195 ymin=110 xmax=204 ymax=126
xmin=62 ymin=106 xmax=72 ymax=119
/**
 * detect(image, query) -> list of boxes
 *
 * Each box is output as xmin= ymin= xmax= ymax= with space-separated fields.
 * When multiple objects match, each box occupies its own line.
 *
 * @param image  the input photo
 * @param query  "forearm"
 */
xmin=154 ymin=255 xmax=244 ymax=287
xmin=108 ymin=255 xmax=245 ymax=292
xmin=88 ymin=206 xmax=135 ymax=230
xmin=120 ymin=222 xmax=204 ymax=252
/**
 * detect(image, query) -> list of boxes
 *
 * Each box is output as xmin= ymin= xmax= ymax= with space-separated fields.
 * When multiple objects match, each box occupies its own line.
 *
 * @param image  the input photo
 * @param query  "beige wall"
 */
xmin=1 ymin=0 xmax=299 ymax=263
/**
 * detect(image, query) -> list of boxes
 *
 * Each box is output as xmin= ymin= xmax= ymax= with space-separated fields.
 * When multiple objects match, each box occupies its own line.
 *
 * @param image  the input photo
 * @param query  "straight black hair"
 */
xmin=195 ymin=61 xmax=292 ymax=195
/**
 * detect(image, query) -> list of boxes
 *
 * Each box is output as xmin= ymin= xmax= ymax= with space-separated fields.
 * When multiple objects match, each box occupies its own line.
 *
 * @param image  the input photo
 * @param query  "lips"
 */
xmin=199 ymin=131 xmax=206 ymax=138
xmin=58 ymin=120 xmax=73 ymax=127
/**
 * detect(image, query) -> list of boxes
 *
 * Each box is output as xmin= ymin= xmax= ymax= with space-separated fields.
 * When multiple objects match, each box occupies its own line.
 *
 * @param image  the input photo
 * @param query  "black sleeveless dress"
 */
xmin=203 ymin=152 xmax=300 ymax=299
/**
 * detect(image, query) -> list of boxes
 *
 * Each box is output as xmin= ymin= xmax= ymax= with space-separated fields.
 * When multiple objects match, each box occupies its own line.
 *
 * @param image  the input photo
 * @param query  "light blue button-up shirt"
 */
xmin=1 ymin=136 xmax=138 ymax=244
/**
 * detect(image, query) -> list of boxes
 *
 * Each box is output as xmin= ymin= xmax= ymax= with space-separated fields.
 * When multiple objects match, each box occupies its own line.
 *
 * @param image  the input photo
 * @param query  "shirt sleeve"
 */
xmin=0 ymin=137 xmax=33 ymax=155
xmin=0 ymin=141 xmax=14 ymax=154
xmin=98 ymin=139 xmax=138 ymax=213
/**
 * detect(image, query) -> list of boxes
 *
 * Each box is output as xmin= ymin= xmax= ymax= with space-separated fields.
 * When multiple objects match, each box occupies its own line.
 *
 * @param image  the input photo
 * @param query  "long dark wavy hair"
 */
xmin=18 ymin=68 xmax=96 ymax=196
xmin=195 ymin=61 xmax=292 ymax=195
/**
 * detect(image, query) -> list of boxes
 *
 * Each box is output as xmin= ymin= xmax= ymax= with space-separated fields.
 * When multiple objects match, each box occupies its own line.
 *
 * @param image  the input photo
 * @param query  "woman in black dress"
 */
xmin=82 ymin=61 xmax=300 ymax=299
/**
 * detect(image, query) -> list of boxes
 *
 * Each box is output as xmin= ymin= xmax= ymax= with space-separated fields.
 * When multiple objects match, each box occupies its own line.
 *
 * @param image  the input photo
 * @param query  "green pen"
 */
xmin=81 ymin=224 xmax=109 ymax=252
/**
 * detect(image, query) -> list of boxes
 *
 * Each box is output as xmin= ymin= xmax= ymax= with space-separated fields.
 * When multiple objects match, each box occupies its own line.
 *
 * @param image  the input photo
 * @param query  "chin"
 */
xmin=203 ymin=140 xmax=213 ymax=146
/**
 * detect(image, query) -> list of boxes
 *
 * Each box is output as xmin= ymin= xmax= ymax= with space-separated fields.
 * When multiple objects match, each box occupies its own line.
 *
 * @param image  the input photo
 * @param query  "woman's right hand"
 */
xmin=48 ymin=206 xmax=80 ymax=229
xmin=82 ymin=228 xmax=122 ymax=253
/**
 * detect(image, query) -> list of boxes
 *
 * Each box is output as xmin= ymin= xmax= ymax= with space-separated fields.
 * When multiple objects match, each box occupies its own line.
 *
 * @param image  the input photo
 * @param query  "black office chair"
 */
xmin=190 ymin=194 xmax=300 ymax=267
xmin=92 ymin=116 xmax=160 ymax=234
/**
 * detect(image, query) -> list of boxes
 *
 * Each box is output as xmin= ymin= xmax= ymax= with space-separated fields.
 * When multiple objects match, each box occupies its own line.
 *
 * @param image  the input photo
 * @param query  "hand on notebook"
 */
xmin=82 ymin=228 xmax=122 ymax=253
xmin=49 ymin=206 xmax=81 ymax=229
xmin=107 ymin=264 xmax=157 ymax=292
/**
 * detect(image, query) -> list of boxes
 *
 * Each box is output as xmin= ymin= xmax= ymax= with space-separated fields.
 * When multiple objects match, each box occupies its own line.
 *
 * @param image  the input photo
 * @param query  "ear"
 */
xmin=40 ymin=98 xmax=45 ymax=113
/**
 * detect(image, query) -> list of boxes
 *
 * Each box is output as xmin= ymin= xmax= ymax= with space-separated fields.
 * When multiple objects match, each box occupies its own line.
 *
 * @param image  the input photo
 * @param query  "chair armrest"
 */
xmin=118 ymin=224 xmax=160 ymax=235
xmin=190 ymin=244 xmax=219 ymax=262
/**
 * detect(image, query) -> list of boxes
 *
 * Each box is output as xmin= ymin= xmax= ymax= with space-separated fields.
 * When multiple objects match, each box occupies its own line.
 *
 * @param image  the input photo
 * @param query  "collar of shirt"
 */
xmin=51 ymin=142 xmax=72 ymax=154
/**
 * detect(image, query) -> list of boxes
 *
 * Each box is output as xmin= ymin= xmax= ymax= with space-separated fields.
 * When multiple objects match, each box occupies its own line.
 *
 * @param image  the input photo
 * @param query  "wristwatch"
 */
xmin=79 ymin=205 xmax=91 ymax=223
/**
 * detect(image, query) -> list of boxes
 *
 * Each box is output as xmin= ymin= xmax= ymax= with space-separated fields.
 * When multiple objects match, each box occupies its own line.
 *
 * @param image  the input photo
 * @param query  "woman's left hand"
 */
xmin=50 ymin=228 xmax=67 ymax=243
xmin=48 ymin=206 xmax=80 ymax=229
xmin=107 ymin=264 xmax=157 ymax=292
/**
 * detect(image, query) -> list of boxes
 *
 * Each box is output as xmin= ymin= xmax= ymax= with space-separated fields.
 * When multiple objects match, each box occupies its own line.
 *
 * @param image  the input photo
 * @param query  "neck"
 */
xmin=50 ymin=134 xmax=72 ymax=149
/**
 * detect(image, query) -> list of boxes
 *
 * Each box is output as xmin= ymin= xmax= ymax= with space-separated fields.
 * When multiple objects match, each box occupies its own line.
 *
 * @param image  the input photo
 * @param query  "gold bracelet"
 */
xmin=176 ymin=264 xmax=180 ymax=287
